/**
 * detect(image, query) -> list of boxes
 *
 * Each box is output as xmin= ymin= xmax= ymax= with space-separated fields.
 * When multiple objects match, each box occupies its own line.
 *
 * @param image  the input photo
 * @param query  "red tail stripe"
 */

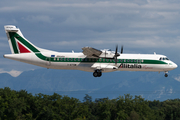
xmin=17 ymin=42 xmax=31 ymax=53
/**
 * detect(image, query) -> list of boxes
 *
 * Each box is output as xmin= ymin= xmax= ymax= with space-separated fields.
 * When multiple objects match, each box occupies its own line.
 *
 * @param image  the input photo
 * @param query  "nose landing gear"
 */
xmin=93 ymin=70 xmax=102 ymax=77
xmin=164 ymin=71 xmax=168 ymax=77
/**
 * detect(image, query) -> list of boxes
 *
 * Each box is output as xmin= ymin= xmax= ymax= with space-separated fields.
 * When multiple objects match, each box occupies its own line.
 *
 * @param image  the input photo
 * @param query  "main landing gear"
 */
xmin=164 ymin=71 xmax=168 ymax=77
xmin=93 ymin=70 xmax=102 ymax=77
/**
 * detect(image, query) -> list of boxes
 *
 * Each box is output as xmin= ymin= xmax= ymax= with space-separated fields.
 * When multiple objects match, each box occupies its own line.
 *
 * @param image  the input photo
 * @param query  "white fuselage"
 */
xmin=3 ymin=25 xmax=178 ymax=77
xmin=4 ymin=51 xmax=178 ymax=73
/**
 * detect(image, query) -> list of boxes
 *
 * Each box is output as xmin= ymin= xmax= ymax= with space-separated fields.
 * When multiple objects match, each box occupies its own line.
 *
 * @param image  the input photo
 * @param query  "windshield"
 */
xmin=159 ymin=57 xmax=169 ymax=61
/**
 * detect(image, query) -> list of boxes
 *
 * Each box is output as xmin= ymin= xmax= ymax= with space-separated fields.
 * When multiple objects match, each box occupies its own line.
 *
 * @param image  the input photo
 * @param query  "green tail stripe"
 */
xmin=12 ymin=32 xmax=40 ymax=53
xmin=9 ymin=32 xmax=48 ymax=60
xmin=9 ymin=32 xmax=19 ymax=54
xmin=8 ymin=32 xmax=46 ymax=60
xmin=36 ymin=53 xmax=47 ymax=60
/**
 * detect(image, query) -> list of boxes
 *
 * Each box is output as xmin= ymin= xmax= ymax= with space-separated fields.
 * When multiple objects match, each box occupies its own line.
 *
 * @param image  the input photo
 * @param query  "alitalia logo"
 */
xmin=119 ymin=63 xmax=142 ymax=69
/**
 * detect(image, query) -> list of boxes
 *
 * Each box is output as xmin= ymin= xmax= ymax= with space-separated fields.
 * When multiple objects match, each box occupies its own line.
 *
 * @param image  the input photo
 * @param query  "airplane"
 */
xmin=3 ymin=25 xmax=178 ymax=77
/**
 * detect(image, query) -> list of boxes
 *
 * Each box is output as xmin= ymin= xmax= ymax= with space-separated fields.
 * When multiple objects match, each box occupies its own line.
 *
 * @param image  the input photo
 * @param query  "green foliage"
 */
xmin=1 ymin=87 xmax=180 ymax=119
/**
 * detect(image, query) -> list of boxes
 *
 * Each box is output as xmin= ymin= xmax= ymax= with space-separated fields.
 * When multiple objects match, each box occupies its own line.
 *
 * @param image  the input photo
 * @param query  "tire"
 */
xmin=93 ymin=72 xmax=98 ymax=77
xmin=165 ymin=74 xmax=168 ymax=77
xmin=97 ymin=72 xmax=102 ymax=77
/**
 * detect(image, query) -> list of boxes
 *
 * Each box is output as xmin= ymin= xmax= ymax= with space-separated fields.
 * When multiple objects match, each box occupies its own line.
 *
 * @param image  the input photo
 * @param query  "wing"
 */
xmin=82 ymin=47 xmax=102 ymax=58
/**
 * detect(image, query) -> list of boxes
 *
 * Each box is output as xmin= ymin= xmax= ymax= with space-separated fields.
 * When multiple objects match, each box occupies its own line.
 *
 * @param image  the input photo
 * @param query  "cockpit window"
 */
xmin=159 ymin=57 xmax=169 ymax=61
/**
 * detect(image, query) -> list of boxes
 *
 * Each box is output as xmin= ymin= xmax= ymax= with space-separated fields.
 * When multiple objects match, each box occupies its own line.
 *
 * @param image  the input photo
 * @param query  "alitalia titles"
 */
xmin=119 ymin=63 xmax=142 ymax=69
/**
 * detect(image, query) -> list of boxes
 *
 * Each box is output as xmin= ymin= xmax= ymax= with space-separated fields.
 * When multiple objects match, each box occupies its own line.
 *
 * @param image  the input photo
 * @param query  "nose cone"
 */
xmin=166 ymin=61 xmax=178 ymax=71
xmin=173 ymin=63 xmax=178 ymax=69
xmin=170 ymin=62 xmax=178 ymax=70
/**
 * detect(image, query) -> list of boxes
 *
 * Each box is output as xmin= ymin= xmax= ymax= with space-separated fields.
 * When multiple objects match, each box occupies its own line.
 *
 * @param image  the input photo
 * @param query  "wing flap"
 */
xmin=82 ymin=47 xmax=102 ymax=58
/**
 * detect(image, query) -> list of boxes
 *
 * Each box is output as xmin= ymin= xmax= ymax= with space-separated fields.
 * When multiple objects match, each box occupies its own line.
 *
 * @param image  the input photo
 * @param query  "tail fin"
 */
xmin=4 ymin=25 xmax=40 ymax=54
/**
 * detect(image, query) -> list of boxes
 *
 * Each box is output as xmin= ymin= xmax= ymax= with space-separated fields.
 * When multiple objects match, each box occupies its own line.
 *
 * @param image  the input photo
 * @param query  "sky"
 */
xmin=0 ymin=0 xmax=180 ymax=75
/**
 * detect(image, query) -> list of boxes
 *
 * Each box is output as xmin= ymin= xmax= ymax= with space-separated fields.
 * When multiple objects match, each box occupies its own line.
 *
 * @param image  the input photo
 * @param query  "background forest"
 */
xmin=0 ymin=87 xmax=180 ymax=120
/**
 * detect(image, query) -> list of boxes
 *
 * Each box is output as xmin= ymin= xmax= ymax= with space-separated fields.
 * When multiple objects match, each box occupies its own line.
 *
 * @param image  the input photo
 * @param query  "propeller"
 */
xmin=114 ymin=45 xmax=120 ymax=57
xmin=114 ymin=45 xmax=123 ymax=66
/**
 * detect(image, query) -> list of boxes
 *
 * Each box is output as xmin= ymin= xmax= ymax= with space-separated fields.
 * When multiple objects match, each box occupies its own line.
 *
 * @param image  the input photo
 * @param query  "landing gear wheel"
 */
xmin=164 ymin=71 xmax=168 ymax=77
xmin=165 ymin=73 xmax=168 ymax=77
xmin=93 ymin=70 xmax=102 ymax=77
xmin=97 ymin=72 xmax=102 ymax=77
xmin=93 ymin=72 xmax=98 ymax=77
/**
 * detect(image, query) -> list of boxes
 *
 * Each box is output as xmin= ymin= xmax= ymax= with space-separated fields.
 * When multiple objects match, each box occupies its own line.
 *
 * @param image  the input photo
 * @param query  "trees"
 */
xmin=0 ymin=87 xmax=33 ymax=119
xmin=1 ymin=87 xmax=180 ymax=119
xmin=0 ymin=87 xmax=90 ymax=119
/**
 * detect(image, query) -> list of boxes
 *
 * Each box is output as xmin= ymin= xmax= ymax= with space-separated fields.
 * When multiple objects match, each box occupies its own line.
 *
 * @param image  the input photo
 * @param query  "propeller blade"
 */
xmin=115 ymin=45 xmax=118 ymax=54
xmin=121 ymin=45 xmax=123 ymax=54
xmin=115 ymin=45 xmax=119 ymax=66
xmin=115 ymin=45 xmax=120 ymax=57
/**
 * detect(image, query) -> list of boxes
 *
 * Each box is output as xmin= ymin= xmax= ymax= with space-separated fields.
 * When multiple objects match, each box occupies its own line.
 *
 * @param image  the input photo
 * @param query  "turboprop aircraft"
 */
xmin=3 ymin=25 xmax=178 ymax=77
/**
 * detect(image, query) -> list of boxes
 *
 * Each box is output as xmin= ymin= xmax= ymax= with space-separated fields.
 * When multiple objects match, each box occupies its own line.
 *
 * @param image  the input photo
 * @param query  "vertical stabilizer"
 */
xmin=4 ymin=25 xmax=40 ymax=54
